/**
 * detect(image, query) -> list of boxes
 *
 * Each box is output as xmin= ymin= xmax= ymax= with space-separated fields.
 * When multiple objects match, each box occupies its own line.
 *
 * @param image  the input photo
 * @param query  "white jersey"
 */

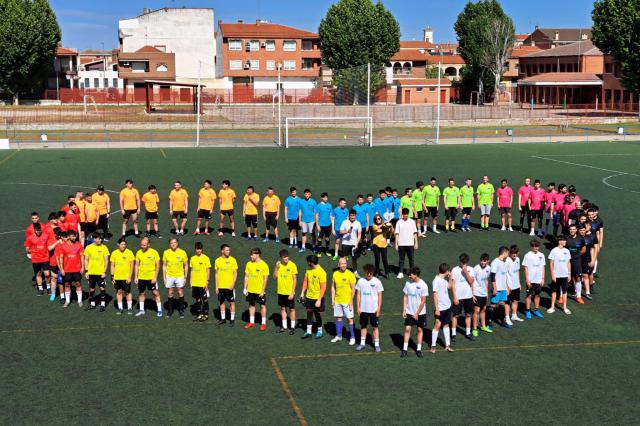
xmin=355 ymin=277 xmax=384 ymax=313
xmin=472 ymin=264 xmax=490 ymax=297
xmin=340 ymin=219 xmax=361 ymax=246
xmin=403 ymin=279 xmax=428 ymax=316
xmin=432 ymin=276 xmax=452 ymax=311
xmin=451 ymin=265 xmax=474 ymax=300
xmin=522 ymin=251 xmax=546 ymax=284
xmin=548 ymin=247 xmax=571 ymax=278
xmin=490 ymin=258 xmax=509 ymax=291
xmin=505 ymin=256 xmax=521 ymax=290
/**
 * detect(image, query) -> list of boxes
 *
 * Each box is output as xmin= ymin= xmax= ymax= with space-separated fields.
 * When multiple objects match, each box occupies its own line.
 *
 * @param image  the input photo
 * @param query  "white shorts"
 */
xmin=333 ymin=303 xmax=354 ymax=319
xmin=165 ymin=276 xmax=185 ymax=289
xmin=480 ymin=204 xmax=492 ymax=215
xmin=301 ymin=221 xmax=315 ymax=233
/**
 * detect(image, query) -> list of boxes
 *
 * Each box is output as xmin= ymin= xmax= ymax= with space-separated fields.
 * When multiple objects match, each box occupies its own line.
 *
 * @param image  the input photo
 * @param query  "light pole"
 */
xmin=196 ymin=60 xmax=202 ymax=147
xmin=277 ymin=63 xmax=282 ymax=146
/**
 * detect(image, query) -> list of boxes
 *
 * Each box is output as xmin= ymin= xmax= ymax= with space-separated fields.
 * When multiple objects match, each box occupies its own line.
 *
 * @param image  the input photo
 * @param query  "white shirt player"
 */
xmin=548 ymin=247 xmax=571 ymax=278
xmin=355 ymin=277 xmax=384 ymax=313
xmin=403 ymin=279 xmax=428 ymax=316
xmin=473 ymin=264 xmax=490 ymax=297
xmin=432 ymin=276 xmax=452 ymax=311
xmin=451 ymin=265 xmax=474 ymax=300
xmin=522 ymin=251 xmax=546 ymax=284
xmin=505 ymin=256 xmax=521 ymax=290
xmin=490 ymin=258 xmax=509 ymax=291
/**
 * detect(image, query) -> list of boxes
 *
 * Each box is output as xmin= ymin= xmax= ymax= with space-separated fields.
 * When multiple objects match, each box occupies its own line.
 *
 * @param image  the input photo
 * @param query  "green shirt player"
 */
xmin=476 ymin=175 xmax=495 ymax=231
xmin=411 ymin=181 xmax=426 ymax=237
xmin=442 ymin=178 xmax=461 ymax=232
xmin=460 ymin=178 xmax=475 ymax=232
xmin=400 ymin=188 xmax=414 ymax=219
xmin=423 ymin=177 xmax=441 ymax=234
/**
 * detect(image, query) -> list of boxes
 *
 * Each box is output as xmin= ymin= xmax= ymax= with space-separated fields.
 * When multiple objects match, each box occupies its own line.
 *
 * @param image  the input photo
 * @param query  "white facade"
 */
xmin=78 ymin=70 xmax=123 ymax=89
xmin=253 ymin=77 xmax=316 ymax=90
xmin=118 ymin=8 xmax=216 ymax=83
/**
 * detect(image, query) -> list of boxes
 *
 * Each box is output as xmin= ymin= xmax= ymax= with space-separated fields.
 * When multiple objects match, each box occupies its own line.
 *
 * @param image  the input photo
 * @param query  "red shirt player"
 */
xmin=25 ymin=212 xmax=41 ymax=239
xmin=24 ymin=223 xmax=50 ymax=295
xmin=58 ymin=230 xmax=84 ymax=307
xmin=496 ymin=179 xmax=514 ymax=231
xmin=64 ymin=203 xmax=81 ymax=236
xmin=528 ymin=180 xmax=547 ymax=236
xmin=517 ymin=177 xmax=533 ymax=230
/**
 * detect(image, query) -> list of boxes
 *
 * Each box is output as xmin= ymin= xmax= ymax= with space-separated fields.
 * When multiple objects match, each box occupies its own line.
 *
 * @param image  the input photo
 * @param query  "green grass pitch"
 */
xmin=1 ymin=142 xmax=639 ymax=425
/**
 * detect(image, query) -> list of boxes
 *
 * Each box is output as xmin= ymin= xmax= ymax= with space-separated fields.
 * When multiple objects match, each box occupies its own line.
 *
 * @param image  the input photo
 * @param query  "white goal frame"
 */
xmin=284 ymin=116 xmax=373 ymax=148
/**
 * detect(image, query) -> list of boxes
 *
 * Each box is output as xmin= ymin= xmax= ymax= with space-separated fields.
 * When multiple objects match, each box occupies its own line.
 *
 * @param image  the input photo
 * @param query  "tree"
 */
xmin=0 ymin=0 xmax=61 ymax=104
xmin=425 ymin=65 xmax=440 ymax=79
xmin=319 ymin=0 xmax=400 ymax=104
xmin=592 ymin=0 xmax=640 ymax=102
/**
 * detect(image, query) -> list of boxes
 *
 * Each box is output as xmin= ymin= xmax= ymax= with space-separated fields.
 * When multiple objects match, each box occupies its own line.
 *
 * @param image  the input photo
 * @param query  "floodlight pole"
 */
xmin=367 ymin=63 xmax=372 ymax=147
xmin=196 ymin=60 xmax=202 ymax=148
xmin=277 ymin=63 xmax=282 ymax=146
xmin=436 ymin=60 xmax=442 ymax=144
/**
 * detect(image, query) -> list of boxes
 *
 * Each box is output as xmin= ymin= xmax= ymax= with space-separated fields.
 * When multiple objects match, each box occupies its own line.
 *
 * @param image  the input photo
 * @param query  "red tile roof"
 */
xmin=509 ymin=45 xmax=543 ymax=58
xmin=396 ymin=78 xmax=451 ymax=86
xmin=426 ymin=54 xmax=465 ymax=65
xmin=56 ymin=47 xmax=78 ymax=56
xmin=519 ymin=72 xmax=602 ymax=84
xmin=391 ymin=50 xmax=430 ymax=61
xmin=523 ymin=40 xmax=601 ymax=57
xmin=515 ymin=34 xmax=529 ymax=41
xmin=219 ymin=22 xmax=317 ymax=39
xmin=136 ymin=45 xmax=164 ymax=53
xmin=399 ymin=40 xmax=435 ymax=49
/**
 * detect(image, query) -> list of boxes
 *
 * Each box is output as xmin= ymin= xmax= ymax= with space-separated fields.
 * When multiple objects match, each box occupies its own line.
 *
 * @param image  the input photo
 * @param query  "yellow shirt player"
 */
xmin=214 ymin=244 xmax=238 ymax=325
xmin=141 ymin=186 xmax=160 ymax=236
xmin=243 ymin=248 xmax=269 ymax=330
xmin=169 ymin=182 xmax=189 ymax=235
xmin=330 ymin=257 xmax=357 ymax=343
xmin=134 ymin=238 xmax=162 ymax=316
xmin=162 ymin=238 xmax=188 ymax=317
xmin=243 ymin=186 xmax=260 ymax=239
xmin=92 ymin=186 xmax=110 ymax=236
xmin=262 ymin=188 xmax=281 ymax=241
xmin=110 ymin=239 xmax=135 ymax=313
xmin=190 ymin=243 xmax=211 ymax=321
xmin=218 ymin=180 xmax=236 ymax=237
xmin=195 ymin=180 xmax=217 ymax=235
xmin=301 ymin=256 xmax=327 ymax=338
xmin=119 ymin=180 xmax=141 ymax=237
xmin=274 ymin=251 xmax=298 ymax=333
xmin=83 ymin=236 xmax=110 ymax=309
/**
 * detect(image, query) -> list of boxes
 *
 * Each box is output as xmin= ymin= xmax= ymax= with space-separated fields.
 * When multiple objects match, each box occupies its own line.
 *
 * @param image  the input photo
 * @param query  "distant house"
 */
xmin=523 ymin=27 xmax=591 ymax=49
xmin=47 ymin=46 xmax=78 ymax=91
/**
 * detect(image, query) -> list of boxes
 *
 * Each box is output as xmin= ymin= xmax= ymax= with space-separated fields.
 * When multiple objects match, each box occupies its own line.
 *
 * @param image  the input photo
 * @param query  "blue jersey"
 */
xmin=374 ymin=197 xmax=387 ymax=216
xmin=284 ymin=196 xmax=301 ymax=220
xmin=315 ymin=202 xmax=333 ymax=227
xmin=366 ymin=202 xmax=376 ymax=226
xmin=382 ymin=196 xmax=394 ymax=215
xmin=352 ymin=204 xmax=368 ymax=228
xmin=392 ymin=197 xmax=401 ymax=219
xmin=332 ymin=207 xmax=349 ymax=231
xmin=300 ymin=198 xmax=317 ymax=223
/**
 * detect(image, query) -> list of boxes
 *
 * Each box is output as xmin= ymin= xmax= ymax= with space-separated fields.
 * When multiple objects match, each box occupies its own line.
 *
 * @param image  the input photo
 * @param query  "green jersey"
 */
xmin=423 ymin=185 xmax=441 ymax=208
xmin=400 ymin=195 xmax=414 ymax=216
xmin=476 ymin=183 xmax=495 ymax=205
xmin=460 ymin=186 xmax=475 ymax=208
xmin=443 ymin=186 xmax=461 ymax=208
xmin=411 ymin=189 xmax=423 ymax=211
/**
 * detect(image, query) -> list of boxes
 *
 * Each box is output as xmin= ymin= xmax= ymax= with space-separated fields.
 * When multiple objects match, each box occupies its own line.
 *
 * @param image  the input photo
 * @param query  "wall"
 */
xmin=253 ymin=77 xmax=316 ymax=90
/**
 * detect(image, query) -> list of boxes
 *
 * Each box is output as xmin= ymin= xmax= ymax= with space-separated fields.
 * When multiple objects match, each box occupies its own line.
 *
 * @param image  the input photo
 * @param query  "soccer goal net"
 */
xmin=284 ymin=116 xmax=373 ymax=148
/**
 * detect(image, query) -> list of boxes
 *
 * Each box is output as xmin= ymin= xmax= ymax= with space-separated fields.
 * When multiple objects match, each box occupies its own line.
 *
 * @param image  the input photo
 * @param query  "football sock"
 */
xmin=139 ymin=302 xmax=145 ymax=312
xmin=64 ymin=291 xmax=71 ymax=303
xmin=348 ymin=323 xmax=355 ymax=338
xmin=306 ymin=324 xmax=312 ymax=334
xmin=451 ymin=328 xmax=456 ymax=336
xmin=220 ymin=310 xmax=226 ymax=320
xmin=403 ymin=342 xmax=408 ymax=350
xmin=417 ymin=343 xmax=422 ymax=351
xmin=431 ymin=330 xmax=438 ymax=347
xmin=282 ymin=318 xmax=288 ymax=329
xmin=76 ymin=290 xmax=82 ymax=302
xmin=167 ymin=297 xmax=174 ymax=312
xmin=575 ymin=282 xmax=582 ymax=298
xmin=261 ymin=316 xmax=266 ymax=325
xmin=593 ymin=261 xmax=598 ymax=274
xmin=250 ymin=315 xmax=255 ymax=324
xmin=443 ymin=327 xmax=451 ymax=346
xmin=127 ymin=300 xmax=132 ymax=310
xmin=360 ymin=338 xmax=366 ymax=346
xmin=118 ymin=301 xmax=123 ymax=310
xmin=230 ymin=312 xmax=235 ymax=321
xmin=466 ymin=327 xmax=471 ymax=335
xmin=156 ymin=300 xmax=162 ymax=312
xmin=374 ymin=339 xmax=380 ymax=348
xmin=291 ymin=319 xmax=295 ymax=328
xmin=336 ymin=320 xmax=343 ymax=338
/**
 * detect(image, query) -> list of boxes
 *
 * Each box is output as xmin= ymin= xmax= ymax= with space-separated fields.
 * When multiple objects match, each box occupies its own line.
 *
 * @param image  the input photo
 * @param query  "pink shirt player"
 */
xmin=544 ymin=190 xmax=557 ymax=212
xmin=529 ymin=187 xmax=546 ymax=211
xmin=554 ymin=191 xmax=567 ymax=213
xmin=497 ymin=186 xmax=513 ymax=209
xmin=518 ymin=184 xmax=533 ymax=207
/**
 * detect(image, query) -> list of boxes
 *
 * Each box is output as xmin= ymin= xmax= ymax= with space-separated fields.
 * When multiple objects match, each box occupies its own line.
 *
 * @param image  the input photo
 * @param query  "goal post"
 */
xmin=284 ymin=116 xmax=373 ymax=148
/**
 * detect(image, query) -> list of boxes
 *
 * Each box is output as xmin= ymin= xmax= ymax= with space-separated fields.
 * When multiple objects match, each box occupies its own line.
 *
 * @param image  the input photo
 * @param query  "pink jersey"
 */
xmin=562 ymin=202 xmax=576 ymax=225
xmin=529 ymin=188 xmax=546 ymax=210
xmin=497 ymin=187 xmax=513 ymax=208
xmin=518 ymin=185 xmax=533 ymax=207
xmin=554 ymin=192 xmax=567 ymax=212
xmin=544 ymin=190 xmax=557 ymax=212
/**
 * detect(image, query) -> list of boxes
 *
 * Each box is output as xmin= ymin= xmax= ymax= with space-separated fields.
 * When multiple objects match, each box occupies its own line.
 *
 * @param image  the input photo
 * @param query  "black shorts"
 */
xmin=80 ymin=222 xmax=88 ymax=233
xmin=32 ymin=262 xmax=49 ymax=274
xmin=552 ymin=277 xmax=569 ymax=294
xmin=172 ymin=211 xmax=187 ymax=220
xmin=137 ymin=279 xmax=157 ymax=292
xmin=287 ymin=219 xmax=300 ymax=231
xmin=114 ymin=280 xmax=131 ymax=293
xmin=416 ymin=210 xmax=424 ymax=219
xmin=359 ymin=312 xmax=379 ymax=328
xmin=123 ymin=209 xmax=137 ymax=220
xmin=197 ymin=209 xmax=212 ymax=220
xmin=474 ymin=296 xmax=487 ymax=308
xmin=217 ymin=288 xmax=235 ymax=303
xmin=265 ymin=212 xmax=278 ymax=228
xmin=427 ymin=207 xmax=438 ymax=218
xmin=221 ymin=209 xmax=234 ymax=217
xmin=278 ymin=294 xmax=295 ymax=309
xmin=64 ymin=272 xmax=82 ymax=283
xmin=532 ymin=209 xmax=543 ymax=221
xmin=520 ymin=204 xmax=530 ymax=214
xmin=340 ymin=244 xmax=358 ymax=259
xmin=445 ymin=207 xmax=457 ymax=220
xmin=581 ymin=260 xmax=592 ymax=275
xmin=145 ymin=211 xmax=158 ymax=220
xmin=244 ymin=215 xmax=258 ymax=227
xmin=246 ymin=292 xmax=266 ymax=306
xmin=49 ymin=265 xmax=59 ymax=275
xmin=404 ymin=314 xmax=427 ymax=328
xmin=319 ymin=225 xmax=332 ymax=238
xmin=526 ymin=283 xmax=542 ymax=297
xmin=570 ymin=259 xmax=582 ymax=278
xmin=499 ymin=207 xmax=511 ymax=215
xmin=85 ymin=222 xmax=97 ymax=234
xmin=88 ymin=275 xmax=105 ymax=289
xmin=435 ymin=308 xmax=452 ymax=325
xmin=508 ymin=288 xmax=521 ymax=302
xmin=192 ymin=286 xmax=207 ymax=300
xmin=452 ymin=298 xmax=474 ymax=316
xmin=462 ymin=207 xmax=472 ymax=215
xmin=304 ymin=297 xmax=325 ymax=312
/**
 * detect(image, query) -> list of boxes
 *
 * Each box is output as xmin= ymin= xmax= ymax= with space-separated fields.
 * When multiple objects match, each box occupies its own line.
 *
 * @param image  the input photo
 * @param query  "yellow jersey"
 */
xmin=84 ymin=243 xmax=110 ymax=276
xmin=92 ymin=192 xmax=110 ymax=215
xmin=189 ymin=254 xmax=211 ymax=287
xmin=141 ymin=192 xmax=160 ymax=213
xmin=243 ymin=193 xmax=260 ymax=215
xmin=75 ymin=198 xmax=87 ymax=222
xmin=245 ymin=259 xmax=269 ymax=294
xmin=214 ymin=256 xmax=238 ymax=289
xmin=163 ymin=248 xmax=188 ymax=277
xmin=110 ymin=248 xmax=135 ymax=280
xmin=120 ymin=188 xmax=140 ymax=210
xmin=332 ymin=269 xmax=356 ymax=304
xmin=276 ymin=261 xmax=298 ymax=295
xmin=169 ymin=189 xmax=188 ymax=212
xmin=305 ymin=266 xmax=327 ymax=300
xmin=85 ymin=202 xmax=98 ymax=223
xmin=262 ymin=195 xmax=281 ymax=213
xmin=135 ymin=248 xmax=160 ymax=280
xmin=198 ymin=187 xmax=217 ymax=211
xmin=219 ymin=188 xmax=236 ymax=211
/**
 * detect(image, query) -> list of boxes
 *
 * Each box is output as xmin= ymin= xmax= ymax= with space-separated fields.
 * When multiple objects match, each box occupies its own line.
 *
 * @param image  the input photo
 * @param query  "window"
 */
xmin=229 ymin=39 xmax=242 ymax=51
xmin=250 ymin=60 xmax=260 ymax=70
xmin=104 ymin=78 xmax=109 ymax=88
xmin=94 ymin=78 xmax=99 ymax=88
xmin=84 ymin=78 xmax=90 ymax=88
xmin=156 ymin=63 xmax=168 ymax=72
xmin=229 ymin=60 xmax=242 ymax=70
xmin=416 ymin=87 xmax=423 ymax=92
xmin=112 ymin=78 xmax=118 ymax=88
xmin=266 ymin=60 xmax=276 ymax=71
xmin=153 ymin=45 xmax=166 ymax=52
xmin=605 ymin=62 xmax=613 ymax=74
xmin=283 ymin=40 xmax=296 ymax=51
xmin=283 ymin=60 xmax=296 ymax=70
xmin=265 ymin=40 xmax=276 ymax=51
xmin=250 ymin=40 xmax=260 ymax=51
xmin=302 ymin=59 xmax=314 ymax=70
xmin=301 ymin=40 xmax=313 ymax=51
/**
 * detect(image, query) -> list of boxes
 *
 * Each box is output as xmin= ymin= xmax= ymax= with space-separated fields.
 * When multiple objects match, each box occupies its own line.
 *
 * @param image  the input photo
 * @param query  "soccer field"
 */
xmin=1 ymin=142 xmax=639 ymax=425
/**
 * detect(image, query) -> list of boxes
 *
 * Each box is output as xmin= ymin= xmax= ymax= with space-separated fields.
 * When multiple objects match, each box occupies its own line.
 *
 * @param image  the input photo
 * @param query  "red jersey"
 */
xmin=518 ymin=185 xmax=533 ymax=207
xmin=61 ymin=204 xmax=71 ymax=214
xmin=529 ymin=188 xmax=546 ymax=211
xmin=24 ymin=233 xmax=50 ymax=264
xmin=51 ymin=243 xmax=65 ymax=267
xmin=544 ymin=190 xmax=557 ymax=212
xmin=59 ymin=241 xmax=84 ymax=272
xmin=496 ymin=187 xmax=513 ymax=208
xmin=64 ymin=212 xmax=79 ymax=232
xmin=25 ymin=223 xmax=40 ymax=239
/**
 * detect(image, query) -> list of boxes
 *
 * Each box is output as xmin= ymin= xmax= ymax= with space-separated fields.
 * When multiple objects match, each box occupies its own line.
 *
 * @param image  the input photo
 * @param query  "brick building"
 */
xmin=523 ymin=27 xmax=592 ymax=49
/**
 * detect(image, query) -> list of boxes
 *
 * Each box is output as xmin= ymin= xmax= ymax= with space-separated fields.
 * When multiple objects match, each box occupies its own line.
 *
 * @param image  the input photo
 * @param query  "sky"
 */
xmin=50 ymin=0 xmax=596 ymax=51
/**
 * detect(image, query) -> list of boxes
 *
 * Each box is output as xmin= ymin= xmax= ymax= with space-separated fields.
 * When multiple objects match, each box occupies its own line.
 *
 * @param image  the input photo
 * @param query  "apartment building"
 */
xmin=523 ymin=27 xmax=591 ymax=49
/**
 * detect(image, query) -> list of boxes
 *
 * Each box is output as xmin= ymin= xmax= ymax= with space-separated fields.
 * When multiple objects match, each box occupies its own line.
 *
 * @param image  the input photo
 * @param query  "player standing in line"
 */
xmin=339 ymin=210 xmax=362 ymax=274
xmin=565 ymin=224 xmax=586 ymax=305
xmin=400 ymin=188 xmax=414 ymax=224
xmin=273 ymin=249 xmax=298 ymax=334
xmin=443 ymin=178 xmax=461 ymax=232
xmin=390 ymin=189 xmax=401 ymax=228
xmin=300 ymin=255 xmax=327 ymax=339
xmin=189 ymin=242 xmax=212 ymax=322
xmin=488 ymin=246 xmax=512 ymax=329
xmin=162 ymin=238 xmax=189 ymax=318
xmin=352 ymin=195 xmax=370 ymax=247
xmin=242 ymin=186 xmax=260 ymax=241
xmin=262 ymin=187 xmax=281 ymax=242
xmin=315 ymin=193 xmax=333 ymax=256
xmin=74 ymin=192 xmax=87 ymax=245
xmin=134 ymin=237 xmax=162 ymax=317
xmin=299 ymin=189 xmax=318 ymax=253
xmin=284 ymin=187 xmax=302 ymax=249
xmin=355 ymin=264 xmax=384 ymax=352
xmin=169 ymin=181 xmax=189 ymax=236
xmin=218 ymin=180 xmax=236 ymax=237
xmin=330 ymin=257 xmax=357 ymax=344
xmin=553 ymin=184 xmax=569 ymax=236
xmin=243 ymin=247 xmax=270 ymax=330
xmin=451 ymin=253 xmax=475 ymax=341
xmin=472 ymin=253 xmax=492 ymax=336
xmin=331 ymin=198 xmax=349 ymax=261
xmin=431 ymin=263 xmax=457 ymax=353
xmin=365 ymin=194 xmax=376 ymax=250
xmin=548 ymin=236 xmax=572 ymax=314
xmin=506 ymin=245 xmax=523 ymax=323
xmin=411 ymin=181 xmax=426 ymax=237
xmin=141 ymin=185 xmax=160 ymax=238
xmin=460 ymin=178 xmax=475 ymax=232
xmin=401 ymin=266 xmax=428 ymax=358
xmin=423 ymin=178 xmax=441 ymax=234
xmin=542 ymin=182 xmax=557 ymax=236
xmin=45 ymin=228 xmax=62 ymax=301
xmin=58 ymin=230 xmax=84 ymax=308
xmin=214 ymin=244 xmax=238 ymax=326
xmin=64 ymin=202 xmax=81 ymax=237
xmin=528 ymin=180 xmax=546 ymax=237
xmin=395 ymin=208 xmax=418 ymax=279
xmin=374 ymin=189 xmax=389 ymax=221
xmin=119 ymin=179 xmax=141 ymax=238
xmin=578 ymin=225 xmax=596 ymax=301
xmin=497 ymin=179 xmax=514 ymax=231
xmin=93 ymin=185 xmax=111 ymax=240
xmin=24 ymin=223 xmax=50 ymax=296
xmin=194 ymin=180 xmax=217 ymax=236
xmin=518 ymin=177 xmax=533 ymax=233
xmin=83 ymin=232 xmax=109 ymax=311
xmin=588 ymin=207 xmax=604 ymax=279
xmin=522 ymin=240 xmax=546 ymax=319
xmin=476 ymin=176 xmax=495 ymax=231
xmin=83 ymin=194 xmax=99 ymax=245
xmin=110 ymin=238 xmax=135 ymax=315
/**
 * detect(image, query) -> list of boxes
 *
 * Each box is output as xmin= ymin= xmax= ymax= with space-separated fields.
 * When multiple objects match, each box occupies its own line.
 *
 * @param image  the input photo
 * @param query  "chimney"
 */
xmin=423 ymin=25 xmax=433 ymax=43
xmin=554 ymin=31 xmax=559 ymax=40
xmin=238 ymin=19 xmax=244 ymax=24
